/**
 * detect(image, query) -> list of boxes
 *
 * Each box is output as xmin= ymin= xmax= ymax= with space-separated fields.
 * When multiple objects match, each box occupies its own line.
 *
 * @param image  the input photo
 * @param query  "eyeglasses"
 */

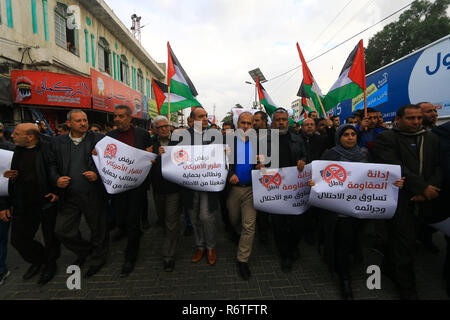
xmin=156 ymin=124 xmax=169 ymax=130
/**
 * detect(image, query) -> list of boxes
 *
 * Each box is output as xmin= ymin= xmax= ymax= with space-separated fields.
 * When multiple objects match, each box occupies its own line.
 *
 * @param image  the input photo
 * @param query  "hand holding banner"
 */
xmin=161 ymin=144 xmax=228 ymax=192
xmin=309 ymin=161 xmax=401 ymax=219
xmin=0 ymin=149 xmax=13 ymax=196
xmin=92 ymin=136 xmax=157 ymax=194
xmin=252 ymin=165 xmax=311 ymax=215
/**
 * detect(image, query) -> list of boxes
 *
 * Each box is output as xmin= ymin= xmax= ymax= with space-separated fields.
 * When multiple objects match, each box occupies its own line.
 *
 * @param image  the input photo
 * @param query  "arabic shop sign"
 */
xmin=11 ymin=70 xmax=92 ymax=108
xmin=309 ymin=161 xmax=401 ymax=219
xmin=90 ymin=68 xmax=143 ymax=119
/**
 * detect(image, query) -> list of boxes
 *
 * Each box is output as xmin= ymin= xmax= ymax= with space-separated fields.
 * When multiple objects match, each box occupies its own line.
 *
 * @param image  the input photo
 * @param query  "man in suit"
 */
xmin=107 ymin=105 xmax=153 ymax=277
xmin=0 ymin=123 xmax=60 ymax=286
xmin=374 ymin=104 xmax=443 ymax=299
xmin=48 ymin=109 xmax=108 ymax=279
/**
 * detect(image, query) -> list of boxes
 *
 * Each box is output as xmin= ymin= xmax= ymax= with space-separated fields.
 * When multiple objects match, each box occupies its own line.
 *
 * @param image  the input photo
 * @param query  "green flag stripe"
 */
xmin=159 ymin=98 xmax=201 ymax=115
xmin=261 ymin=98 xmax=277 ymax=117
xmin=169 ymin=79 xmax=196 ymax=100
xmin=324 ymin=82 xmax=362 ymax=111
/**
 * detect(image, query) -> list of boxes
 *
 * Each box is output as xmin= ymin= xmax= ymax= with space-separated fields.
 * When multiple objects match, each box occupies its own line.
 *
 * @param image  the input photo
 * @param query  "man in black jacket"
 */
xmin=374 ymin=104 xmax=443 ymax=299
xmin=150 ymin=115 xmax=182 ymax=272
xmin=48 ymin=109 xmax=108 ymax=279
xmin=258 ymin=108 xmax=307 ymax=273
xmin=107 ymin=105 xmax=153 ymax=277
xmin=0 ymin=123 xmax=60 ymax=286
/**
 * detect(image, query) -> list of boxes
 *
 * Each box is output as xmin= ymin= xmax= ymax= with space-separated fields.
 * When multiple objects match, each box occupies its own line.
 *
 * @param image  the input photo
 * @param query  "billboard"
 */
xmin=11 ymin=70 xmax=91 ymax=108
xmin=90 ymin=68 xmax=143 ymax=119
xmin=333 ymin=35 xmax=450 ymax=122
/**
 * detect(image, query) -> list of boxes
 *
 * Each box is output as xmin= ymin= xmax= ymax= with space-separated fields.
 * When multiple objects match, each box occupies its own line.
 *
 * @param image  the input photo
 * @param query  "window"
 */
xmin=119 ymin=55 xmax=130 ymax=85
xmin=54 ymin=3 xmax=78 ymax=55
xmin=98 ymin=37 xmax=111 ymax=74
xmin=137 ymin=69 xmax=144 ymax=94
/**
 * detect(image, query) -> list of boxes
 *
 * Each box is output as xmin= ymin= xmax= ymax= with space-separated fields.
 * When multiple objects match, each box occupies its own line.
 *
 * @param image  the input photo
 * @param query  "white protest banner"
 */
xmin=252 ymin=164 xmax=311 ymax=215
xmin=0 ymin=149 xmax=13 ymax=196
xmin=309 ymin=161 xmax=401 ymax=219
xmin=161 ymin=144 xmax=228 ymax=192
xmin=430 ymin=218 xmax=450 ymax=237
xmin=92 ymin=136 xmax=157 ymax=194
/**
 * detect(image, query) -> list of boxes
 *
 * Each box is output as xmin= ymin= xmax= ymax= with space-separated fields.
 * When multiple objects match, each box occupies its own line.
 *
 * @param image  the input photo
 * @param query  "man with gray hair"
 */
xmin=107 ymin=105 xmax=153 ymax=277
xmin=150 ymin=115 xmax=183 ymax=272
xmin=48 ymin=109 xmax=108 ymax=279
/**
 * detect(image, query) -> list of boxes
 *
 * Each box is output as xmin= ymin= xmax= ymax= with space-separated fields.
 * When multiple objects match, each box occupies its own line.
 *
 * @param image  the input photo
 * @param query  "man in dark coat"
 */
xmin=432 ymin=120 xmax=450 ymax=297
xmin=0 ymin=123 xmax=60 ymax=286
xmin=150 ymin=115 xmax=182 ymax=272
xmin=107 ymin=105 xmax=153 ymax=277
xmin=258 ymin=108 xmax=307 ymax=273
xmin=374 ymin=104 xmax=443 ymax=299
xmin=48 ymin=109 xmax=108 ymax=279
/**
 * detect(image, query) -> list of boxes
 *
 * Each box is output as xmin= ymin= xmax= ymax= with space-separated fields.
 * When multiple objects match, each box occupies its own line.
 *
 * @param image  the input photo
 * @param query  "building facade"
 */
xmin=0 ymin=0 xmax=165 ymax=133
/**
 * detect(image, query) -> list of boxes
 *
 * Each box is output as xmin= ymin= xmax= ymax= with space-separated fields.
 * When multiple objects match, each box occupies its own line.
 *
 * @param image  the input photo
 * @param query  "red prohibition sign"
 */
xmin=262 ymin=173 xmax=282 ymax=189
xmin=104 ymin=144 xmax=117 ymax=158
xmin=174 ymin=149 xmax=189 ymax=164
xmin=323 ymin=164 xmax=347 ymax=184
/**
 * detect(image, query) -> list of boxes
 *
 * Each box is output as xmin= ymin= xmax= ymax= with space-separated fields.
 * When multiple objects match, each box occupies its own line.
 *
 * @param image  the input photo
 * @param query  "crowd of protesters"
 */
xmin=0 ymin=102 xmax=448 ymax=301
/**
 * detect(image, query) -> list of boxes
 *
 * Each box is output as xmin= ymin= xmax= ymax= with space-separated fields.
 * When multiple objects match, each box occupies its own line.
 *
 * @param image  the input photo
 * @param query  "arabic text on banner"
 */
xmin=252 ymin=165 xmax=311 ymax=215
xmin=92 ymin=136 xmax=157 ymax=194
xmin=309 ymin=161 xmax=401 ymax=219
xmin=161 ymin=144 xmax=228 ymax=192
xmin=0 ymin=149 xmax=14 ymax=196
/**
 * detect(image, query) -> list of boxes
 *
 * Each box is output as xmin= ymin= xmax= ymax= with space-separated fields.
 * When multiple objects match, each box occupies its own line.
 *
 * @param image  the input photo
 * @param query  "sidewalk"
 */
xmin=0 ymin=192 xmax=448 ymax=300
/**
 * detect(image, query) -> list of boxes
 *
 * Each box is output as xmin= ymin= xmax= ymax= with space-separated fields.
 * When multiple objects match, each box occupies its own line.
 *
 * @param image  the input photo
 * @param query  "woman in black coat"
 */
xmin=309 ymin=124 xmax=404 ymax=299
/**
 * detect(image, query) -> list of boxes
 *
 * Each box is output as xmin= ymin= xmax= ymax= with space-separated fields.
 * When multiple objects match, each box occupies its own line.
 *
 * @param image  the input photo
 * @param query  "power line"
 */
xmin=266 ymin=0 xmax=416 ymax=83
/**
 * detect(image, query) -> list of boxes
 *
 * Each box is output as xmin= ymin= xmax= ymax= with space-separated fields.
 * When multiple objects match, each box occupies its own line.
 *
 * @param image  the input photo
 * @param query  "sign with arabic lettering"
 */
xmin=90 ymin=68 xmax=143 ymax=119
xmin=309 ymin=161 xmax=401 ymax=219
xmin=11 ymin=70 xmax=92 ymax=108
xmin=92 ymin=136 xmax=157 ymax=194
xmin=252 ymin=165 xmax=311 ymax=215
xmin=161 ymin=144 xmax=228 ymax=192
xmin=0 ymin=149 xmax=13 ymax=196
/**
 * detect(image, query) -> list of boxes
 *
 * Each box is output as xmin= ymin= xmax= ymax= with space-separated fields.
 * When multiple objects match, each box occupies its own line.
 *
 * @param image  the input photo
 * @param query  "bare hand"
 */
xmin=256 ymin=163 xmax=266 ymax=170
xmin=423 ymin=185 xmax=440 ymax=200
xmin=229 ymin=174 xmax=239 ymax=185
xmin=326 ymin=119 xmax=333 ymax=128
xmin=83 ymin=171 xmax=98 ymax=182
xmin=92 ymin=149 xmax=98 ymax=156
xmin=0 ymin=209 xmax=11 ymax=222
xmin=411 ymin=195 xmax=426 ymax=202
xmin=159 ymin=146 xmax=165 ymax=156
xmin=57 ymin=176 xmax=71 ymax=188
xmin=146 ymin=146 xmax=154 ymax=153
xmin=297 ymin=160 xmax=306 ymax=172
xmin=307 ymin=180 xmax=315 ymax=187
xmin=225 ymin=147 xmax=231 ymax=156
xmin=3 ymin=170 xmax=18 ymax=179
xmin=393 ymin=177 xmax=405 ymax=189
xmin=45 ymin=193 xmax=59 ymax=203
xmin=360 ymin=118 xmax=369 ymax=131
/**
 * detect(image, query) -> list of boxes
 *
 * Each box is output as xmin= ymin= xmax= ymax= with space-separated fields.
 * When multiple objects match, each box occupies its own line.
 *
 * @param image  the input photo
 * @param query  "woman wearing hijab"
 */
xmin=309 ymin=124 xmax=404 ymax=300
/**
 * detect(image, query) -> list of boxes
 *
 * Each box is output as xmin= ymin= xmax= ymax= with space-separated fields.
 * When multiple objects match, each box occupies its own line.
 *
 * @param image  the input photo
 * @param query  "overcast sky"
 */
xmin=104 ymin=0 xmax=431 ymax=123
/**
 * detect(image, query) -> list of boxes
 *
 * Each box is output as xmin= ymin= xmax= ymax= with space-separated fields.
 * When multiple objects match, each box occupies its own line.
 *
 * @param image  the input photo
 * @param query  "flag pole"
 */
xmin=364 ymin=89 xmax=368 ymax=118
xmin=168 ymin=85 xmax=171 ymax=119
xmin=312 ymin=81 xmax=327 ymax=117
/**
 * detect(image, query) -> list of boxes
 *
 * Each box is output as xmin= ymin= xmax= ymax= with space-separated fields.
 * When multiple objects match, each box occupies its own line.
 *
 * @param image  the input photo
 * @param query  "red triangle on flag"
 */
xmin=152 ymin=78 xmax=166 ymax=115
xmin=348 ymin=39 xmax=366 ymax=91
xmin=167 ymin=42 xmax=176 ymax=86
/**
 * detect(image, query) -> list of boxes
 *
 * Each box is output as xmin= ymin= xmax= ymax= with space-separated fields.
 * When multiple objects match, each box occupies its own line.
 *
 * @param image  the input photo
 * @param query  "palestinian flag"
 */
xmin=296 ymin=43 xmax=325 ymax=116
xmin=161 ymin=42 xmax=201 ymax=114
xmin=324 ymin=39 xmax=366 ymax=111
xmin=297 ymin=97 xmax=310 ymax=123
xmin=256 ymin=77 xmax=278 ymax=117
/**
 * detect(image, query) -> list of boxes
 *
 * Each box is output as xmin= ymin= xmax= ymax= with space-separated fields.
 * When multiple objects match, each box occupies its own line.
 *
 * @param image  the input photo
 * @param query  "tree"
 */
xmin=221 ymin=104 xmax=243 ymax=123
xmin=365 ymin=0 xmax=450 ymax=73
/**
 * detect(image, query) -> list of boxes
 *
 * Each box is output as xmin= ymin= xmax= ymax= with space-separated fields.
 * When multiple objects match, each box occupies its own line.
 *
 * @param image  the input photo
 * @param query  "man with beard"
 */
xmin=258 ymin=108 xmax=307 ymax=273
xmin=419 ymin=102 xmax=438 ymax=130
xmin=107 ymin=105 xmax=153 ymax=277
xmin=374 ymin=104 xmax=443 ymax=299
